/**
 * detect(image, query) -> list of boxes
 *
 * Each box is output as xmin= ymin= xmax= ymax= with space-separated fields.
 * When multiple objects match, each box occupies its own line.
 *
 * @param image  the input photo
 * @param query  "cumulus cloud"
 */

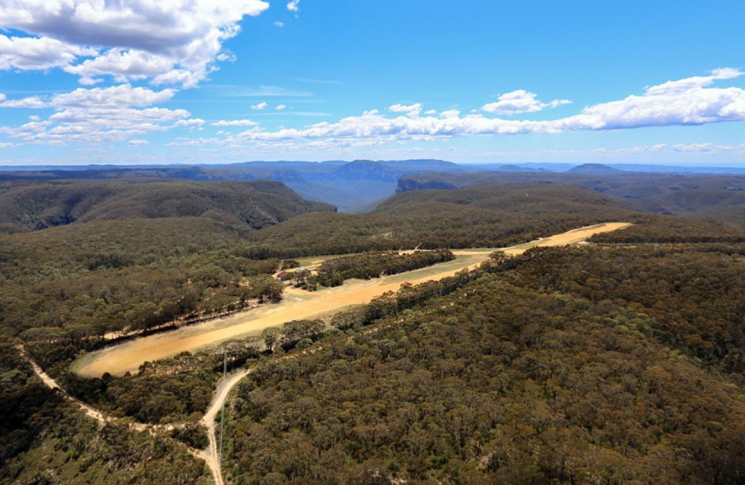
xmin=482 ymin=90 xmax=572 ymax=115
xmin=212 ymin=119 xmax=258 ymax=127
xmin=174 ymin=118 xmax=205 ymax=129
xmin=615 ymin=144 xmax=668 ymax=154
xmin=672 ymin=142 xmax=736 ymax=153
xmin=0 ymin=0 xmax=269 ymax=87
xmin=389 ymin=103 xmax=422 ymax=118
xmin=287 ymin=0 xmax=300 ymax=13
xmin=0 ymin=84 xmax=193 ymax=144
xmin=53 ymin=85 xmax=176 ymax=108
xmin=276 ymin=104 xmax=288 ymax=110
xmin=274 ymin=21 xmax=285 ymax=28
xmin=0 ymin=35 xmax=97 ymax=71
xmin=185 ymin=69 xmax=745 ymax=148
xmin=129 ymin=139 xmax=148 ymax=146
xmin=1 ymin=84 xmax=176 ymax=109
xmin=251 ymin=102 xmax=269 ymax=110
xmin=0 ymin=96 xmax=48 ymax=109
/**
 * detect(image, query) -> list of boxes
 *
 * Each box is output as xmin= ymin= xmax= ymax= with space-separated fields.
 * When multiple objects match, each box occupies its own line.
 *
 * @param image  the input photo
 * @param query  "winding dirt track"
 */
xmin=28 ymin=222 xmax=631 ymax=485
xmin=74 ymin=222 xmax=631 ymax=378
xmin=18 ymin=344 xmax=224 ymax=484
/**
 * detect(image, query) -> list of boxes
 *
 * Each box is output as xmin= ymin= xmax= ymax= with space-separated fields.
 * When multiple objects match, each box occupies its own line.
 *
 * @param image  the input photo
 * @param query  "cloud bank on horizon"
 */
xmin=0 ymin=0 xmax=743 ymax=164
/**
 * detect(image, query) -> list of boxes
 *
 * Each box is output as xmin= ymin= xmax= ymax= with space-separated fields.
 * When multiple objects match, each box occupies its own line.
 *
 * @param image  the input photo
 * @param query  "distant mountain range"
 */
xmin=2 ymin=160 xmax=745 ymax=212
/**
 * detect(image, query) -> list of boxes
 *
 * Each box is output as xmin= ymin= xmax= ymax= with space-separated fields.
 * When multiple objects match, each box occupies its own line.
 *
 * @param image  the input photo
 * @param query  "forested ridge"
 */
xmin=3 ymin=176 xmax=745 ymax=484
xmin=221 ymin=254 xmax=745 ymax=484
xmin=246 ymin=183 xmax=637 ymax=257
xmin=0 ymin=342 xmax=211 ymax=485
xmin=0 ymin=179 xmax=334 ymax=232
xmin=397 ymin=171 xmax=745 ymax=229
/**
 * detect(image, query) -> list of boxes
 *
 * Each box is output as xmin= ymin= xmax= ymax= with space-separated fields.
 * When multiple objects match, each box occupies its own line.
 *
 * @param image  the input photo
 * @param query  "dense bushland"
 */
xmin=223 ymin=271 xmax=745 ymax=484
xmin=4 ymin=177 xmax=745 ymax=484
xmin=0 ymin=179 xmax=334 ymax=232
xmin=299 ymin=250 xmax=455 ymax=289
xmin=506 ymin=244 xmax=745 ymax=385
xmin=0 ymin=342 xmax=210 ymax=485
xmin=246 ymin=183 xmax=636 ymax=257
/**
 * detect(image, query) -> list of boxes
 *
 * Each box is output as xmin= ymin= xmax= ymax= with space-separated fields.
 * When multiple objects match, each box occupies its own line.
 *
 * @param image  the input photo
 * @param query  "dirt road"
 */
xmin=74 ymin=222 xmax=631 ymax=377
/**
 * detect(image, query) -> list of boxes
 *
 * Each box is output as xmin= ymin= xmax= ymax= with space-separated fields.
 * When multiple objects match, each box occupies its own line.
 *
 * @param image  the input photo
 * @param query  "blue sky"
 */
xmin=0 ymin=0 xmax=744 ymax=166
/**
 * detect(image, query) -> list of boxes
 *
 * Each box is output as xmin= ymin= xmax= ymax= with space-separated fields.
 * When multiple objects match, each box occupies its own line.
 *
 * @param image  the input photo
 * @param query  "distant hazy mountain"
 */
xmin=0 ymin=160 xmax=464 ymax=213
xmin=5 ymin=160 xmax=745 ymax=212
xmin=568 ymin=163 xmax=623 ymax=174
xmin=496 ymin=164 xmax=542 ymax=172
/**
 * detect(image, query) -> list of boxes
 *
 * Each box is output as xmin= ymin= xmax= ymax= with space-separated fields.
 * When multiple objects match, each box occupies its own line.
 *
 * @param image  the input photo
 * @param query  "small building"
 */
xmin=276 ymin=270 xmax=292 ymax=281
xmin=294 ymin=267 xmax=310 ymax=277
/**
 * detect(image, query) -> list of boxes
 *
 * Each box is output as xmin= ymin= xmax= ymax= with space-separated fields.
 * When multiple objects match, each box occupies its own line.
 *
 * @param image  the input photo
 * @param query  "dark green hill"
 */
xmin=247 ymin=183 xmax=636 ymax=256
xmin=396 ymin=171 xmax=745 ymax=229
xmin=0 ymin=179 xmax=335 ymax=231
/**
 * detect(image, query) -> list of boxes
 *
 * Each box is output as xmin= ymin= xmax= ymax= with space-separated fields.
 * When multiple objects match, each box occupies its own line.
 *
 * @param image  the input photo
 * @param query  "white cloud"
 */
xmin=174 ymin=118 xmax=205 ymax=129
xmin=672 ymin=142 xmax=733 ymax=153
xmin=0 ymin=35 xmax=97 ymax=71
xmin=212 ymin=119 xmax=258 ymax=127
xmin=274 ymin=21 xmax=285 ymax=28
xmin=129 ymin=139 xmax=149 ymax=146
xmin=203 ymin=68 xmax=745 ymax=147
xmin=53 ymin=85 xmax=176 ymax=108
xmin=440 ymin=109 xmax=460 ymax=119
xmin=482 ymin=90 xmax=572 ymax=115
xmin=645 ymin=68 xmax=742 ymax=96
xmin=0 ymin=96 xmax=48 ymax=109
xmin=287 ymin=0 xmax=300 ymax=13
xmin=566 ymin=69 xmax=745 ymax=130
xmin=0 ymin=84 xmax=192 ymax=144
xmin=613 ymin=144 xmax=667 ymax=154
xmin=251 ymin=102 xmax=269 ymax=110
xmin=424 ymin=109 xmax=437 ymax=115
xmin=0 ymin=0 xmax=270 ymax=87
xmin=276 ymin=104 xmax=288 ymax=110
xmin=389 ymin=103 xmax=422 ymax=118
xmin=0 ymin=84 xmax=176 ymax=110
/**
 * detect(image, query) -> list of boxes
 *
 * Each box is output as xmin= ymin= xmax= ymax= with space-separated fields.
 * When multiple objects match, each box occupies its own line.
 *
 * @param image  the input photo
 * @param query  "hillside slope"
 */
xmin=396 ymin=171 xmax=745 ymax=228
xmin=223 ymin=248 xmax=745 ymax=483
xmin=0 ymin=179 xmax=335 ymax=232
xmin=0 ymin=160 xmax=464 ymax=212
xmin=247 ymin=183 xmax=637 ymax=256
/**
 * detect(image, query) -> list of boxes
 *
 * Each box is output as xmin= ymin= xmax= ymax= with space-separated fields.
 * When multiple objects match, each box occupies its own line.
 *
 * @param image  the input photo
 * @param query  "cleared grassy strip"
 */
xmin=74 ymin=222 xmax=631 ymax=377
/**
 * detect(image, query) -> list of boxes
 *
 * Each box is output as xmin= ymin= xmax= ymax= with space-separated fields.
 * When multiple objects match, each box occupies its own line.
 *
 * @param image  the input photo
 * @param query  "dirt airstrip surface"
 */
xmin=74 ymin=222 xmax=631 ymax=377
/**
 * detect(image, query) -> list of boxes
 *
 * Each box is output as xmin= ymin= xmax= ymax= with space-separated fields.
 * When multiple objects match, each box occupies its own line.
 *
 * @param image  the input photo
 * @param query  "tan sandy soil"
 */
xmin=74 ymin=222 xmax=631 ymax=377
